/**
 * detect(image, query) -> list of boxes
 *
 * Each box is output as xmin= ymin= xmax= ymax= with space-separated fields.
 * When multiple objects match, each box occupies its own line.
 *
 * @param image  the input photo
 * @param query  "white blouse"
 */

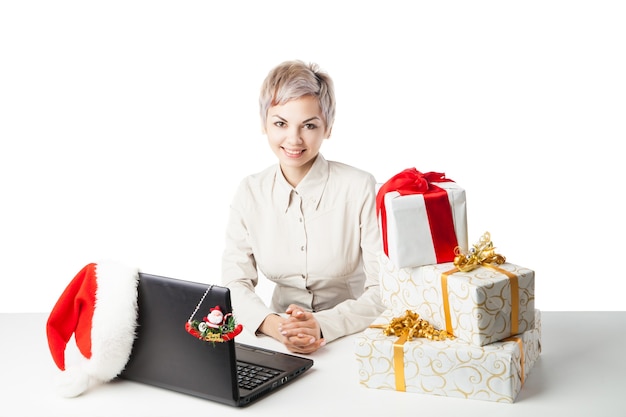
xmin=221 ymin=154 xmax=384 ymax=342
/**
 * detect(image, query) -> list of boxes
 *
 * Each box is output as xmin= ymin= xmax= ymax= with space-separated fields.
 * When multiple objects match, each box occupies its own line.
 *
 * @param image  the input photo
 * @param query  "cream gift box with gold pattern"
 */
xmin=380 ymin=253 xmax=535 ymax=346
xmin=355 ymin=309 xmax=542 ymax=403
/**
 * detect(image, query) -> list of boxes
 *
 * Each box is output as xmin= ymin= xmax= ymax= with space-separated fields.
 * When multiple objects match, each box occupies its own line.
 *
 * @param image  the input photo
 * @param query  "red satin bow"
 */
xmin=376 ymin=168 xmax=457 ymax=264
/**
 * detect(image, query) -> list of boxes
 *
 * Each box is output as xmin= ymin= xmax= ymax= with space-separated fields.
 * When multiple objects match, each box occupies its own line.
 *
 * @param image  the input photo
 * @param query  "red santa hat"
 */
xmin=46 ymin=261 xmax=139 ymax=397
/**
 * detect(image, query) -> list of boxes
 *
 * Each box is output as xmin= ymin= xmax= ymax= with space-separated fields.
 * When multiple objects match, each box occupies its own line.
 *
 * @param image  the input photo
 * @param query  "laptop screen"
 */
xmin=120 ymin=272 xmax=313 ymax=407
xmin=121 ymin=273 xmax=240 ymax=404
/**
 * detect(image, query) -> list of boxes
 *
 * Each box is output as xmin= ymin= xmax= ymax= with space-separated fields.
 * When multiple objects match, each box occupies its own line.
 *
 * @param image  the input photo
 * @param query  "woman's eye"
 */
xmin=274 ymin=121 xmax=285 ymax=127
xmin=304 ymin=123 xmax=317 ymax=130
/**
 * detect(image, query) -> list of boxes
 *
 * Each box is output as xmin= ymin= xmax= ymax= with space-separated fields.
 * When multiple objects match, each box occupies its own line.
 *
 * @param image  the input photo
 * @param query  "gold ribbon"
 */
xmin=441 ymin=232 xmax=519 ymax=338
xmin=393 ymin=332 xmax=408 ymax=391
xmin=370 ymin=310 xmax=452 ymax=391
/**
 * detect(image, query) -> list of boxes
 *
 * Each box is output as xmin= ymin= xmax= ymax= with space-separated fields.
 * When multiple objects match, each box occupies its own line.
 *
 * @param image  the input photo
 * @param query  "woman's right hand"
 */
xmin=259 ymin=310 xmax=326 ymax=354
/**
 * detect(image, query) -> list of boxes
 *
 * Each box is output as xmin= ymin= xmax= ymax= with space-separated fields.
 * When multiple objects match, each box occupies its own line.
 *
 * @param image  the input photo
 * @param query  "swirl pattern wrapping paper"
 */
xmin=380 ymin=254 xmax=535 ymax=346
xmin=355 ymin=309 xmax=542 ymax=403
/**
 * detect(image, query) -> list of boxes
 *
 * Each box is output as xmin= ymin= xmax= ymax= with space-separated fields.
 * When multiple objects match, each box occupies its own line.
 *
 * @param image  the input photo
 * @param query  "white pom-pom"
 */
xmin=55 ymin=367 xmax=90 ymax=398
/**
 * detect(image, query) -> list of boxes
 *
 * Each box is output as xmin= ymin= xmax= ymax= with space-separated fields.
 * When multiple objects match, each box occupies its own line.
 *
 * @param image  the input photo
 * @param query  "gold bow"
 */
xmin=370 ymin=310 xmax=452 ymax=342
xmin=453 ymin=231 xmax=506 ymax=272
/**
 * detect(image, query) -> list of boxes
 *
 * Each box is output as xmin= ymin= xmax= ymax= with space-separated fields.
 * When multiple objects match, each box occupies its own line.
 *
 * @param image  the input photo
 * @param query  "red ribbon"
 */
xmin=376 ymin=168 xmax=458 ymax=264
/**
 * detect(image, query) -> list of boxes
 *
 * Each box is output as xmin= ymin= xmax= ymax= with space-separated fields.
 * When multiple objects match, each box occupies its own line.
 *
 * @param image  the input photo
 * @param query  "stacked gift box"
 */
xmin=356 ymin=168 xmax=540 ymax=403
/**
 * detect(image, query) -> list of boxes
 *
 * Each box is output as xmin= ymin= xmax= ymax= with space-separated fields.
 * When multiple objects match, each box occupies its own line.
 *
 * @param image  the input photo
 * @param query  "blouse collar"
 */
xmin=275 ymin=153 xmax=329 ymax=213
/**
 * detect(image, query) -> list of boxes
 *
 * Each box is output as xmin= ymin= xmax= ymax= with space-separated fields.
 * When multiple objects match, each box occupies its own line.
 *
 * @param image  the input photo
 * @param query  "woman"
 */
xmin=222 ymin=60 xmax=384 ymax=354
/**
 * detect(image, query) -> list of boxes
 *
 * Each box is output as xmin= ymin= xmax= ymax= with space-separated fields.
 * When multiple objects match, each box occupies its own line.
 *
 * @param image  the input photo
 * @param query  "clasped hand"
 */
xmin=266 ymin=304 xmax=326 ymax=354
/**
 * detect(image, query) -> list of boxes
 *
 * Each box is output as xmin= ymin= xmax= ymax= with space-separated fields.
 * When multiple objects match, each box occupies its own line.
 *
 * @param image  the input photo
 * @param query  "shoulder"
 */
xmin=325 ymin=159 xmax=377 ymax=203
xmin=327 ymin=159 xmax=376 ymax=187
xmin=232 ymin=164 xmax=278 ymax=204
xmin=238 ymin=164 xmax=276 ymax=188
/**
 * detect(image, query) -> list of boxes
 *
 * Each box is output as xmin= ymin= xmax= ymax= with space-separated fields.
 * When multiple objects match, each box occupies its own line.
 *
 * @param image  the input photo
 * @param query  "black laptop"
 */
xmin=120 ymin=272 xmax=314 ymax=407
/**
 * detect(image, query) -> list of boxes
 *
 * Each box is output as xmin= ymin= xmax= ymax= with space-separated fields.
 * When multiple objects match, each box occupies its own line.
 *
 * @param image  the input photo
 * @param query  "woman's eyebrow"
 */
xmin=270 ymin=115 xmax=321 ymax=123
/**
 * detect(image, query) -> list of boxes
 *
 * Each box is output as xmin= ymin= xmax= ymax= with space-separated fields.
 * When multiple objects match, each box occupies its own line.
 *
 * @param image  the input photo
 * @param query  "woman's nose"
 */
xmin=285 ymin=127 xmax=303 ymax=144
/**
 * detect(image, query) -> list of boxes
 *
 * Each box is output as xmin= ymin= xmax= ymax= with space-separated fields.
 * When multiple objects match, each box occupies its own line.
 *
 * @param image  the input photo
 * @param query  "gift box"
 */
xmin=355 ymin=309 xmax=542 ymax=403
xmin=379 ymin=250 xmax=535 ymax=346
xmin=376 ymin=168 xmax=468 ymax=269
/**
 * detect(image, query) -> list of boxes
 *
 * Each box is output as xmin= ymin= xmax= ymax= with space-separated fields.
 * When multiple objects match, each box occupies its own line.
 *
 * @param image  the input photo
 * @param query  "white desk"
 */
xmin=1 ymin=312 xmax=625 ymax=416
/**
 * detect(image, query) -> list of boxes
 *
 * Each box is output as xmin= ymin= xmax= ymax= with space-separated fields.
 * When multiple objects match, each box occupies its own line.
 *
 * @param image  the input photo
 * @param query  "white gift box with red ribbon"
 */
xmin=376 ymin=169 xmax=468 ymax=269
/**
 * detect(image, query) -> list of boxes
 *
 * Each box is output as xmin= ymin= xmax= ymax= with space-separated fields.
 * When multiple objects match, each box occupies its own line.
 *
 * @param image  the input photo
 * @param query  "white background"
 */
xmin=1 ymin=1 xmax=624 ymax=313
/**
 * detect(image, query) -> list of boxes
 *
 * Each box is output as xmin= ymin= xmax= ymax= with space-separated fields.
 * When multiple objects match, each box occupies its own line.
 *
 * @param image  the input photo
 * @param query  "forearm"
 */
xmin=314 ymin=286 xmax=384 ymax=342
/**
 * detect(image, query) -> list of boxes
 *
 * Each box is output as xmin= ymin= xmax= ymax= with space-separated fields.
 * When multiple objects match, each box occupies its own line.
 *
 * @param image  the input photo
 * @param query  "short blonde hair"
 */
xmin=259 ymin=60 xmax=335 ymax=133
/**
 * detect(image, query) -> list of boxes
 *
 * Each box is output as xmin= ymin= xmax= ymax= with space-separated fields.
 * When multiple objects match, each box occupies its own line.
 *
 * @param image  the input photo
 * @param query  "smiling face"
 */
xmin=264 ymin=95 xmax=330 ymax=187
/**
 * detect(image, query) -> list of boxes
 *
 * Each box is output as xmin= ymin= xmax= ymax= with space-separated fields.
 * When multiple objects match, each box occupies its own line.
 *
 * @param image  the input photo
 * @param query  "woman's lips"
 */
xmin=283 ymin=148 xmax=304 ymax=158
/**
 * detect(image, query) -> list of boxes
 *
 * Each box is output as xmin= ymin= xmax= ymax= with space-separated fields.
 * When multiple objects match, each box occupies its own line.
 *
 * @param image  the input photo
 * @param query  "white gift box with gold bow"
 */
xmin=355 ymin=309 xmax=542 ymax=403
xmin=380 ymin=252 xmax=535 ymax=346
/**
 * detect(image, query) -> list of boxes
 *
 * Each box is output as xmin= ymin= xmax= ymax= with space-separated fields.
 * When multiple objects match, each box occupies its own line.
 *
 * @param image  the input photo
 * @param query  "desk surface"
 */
xmin=2 ymin=312 xmax=625 ymax=416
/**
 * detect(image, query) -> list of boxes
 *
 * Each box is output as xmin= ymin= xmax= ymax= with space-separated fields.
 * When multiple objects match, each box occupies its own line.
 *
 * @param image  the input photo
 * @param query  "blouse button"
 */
xmin=300 ymin=246 xmax=305 ymax=251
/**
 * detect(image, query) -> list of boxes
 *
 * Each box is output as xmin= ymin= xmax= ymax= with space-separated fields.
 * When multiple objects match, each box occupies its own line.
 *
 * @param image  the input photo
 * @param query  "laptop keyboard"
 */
xmin=237 ymin=362 xmax=281 ymax=390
